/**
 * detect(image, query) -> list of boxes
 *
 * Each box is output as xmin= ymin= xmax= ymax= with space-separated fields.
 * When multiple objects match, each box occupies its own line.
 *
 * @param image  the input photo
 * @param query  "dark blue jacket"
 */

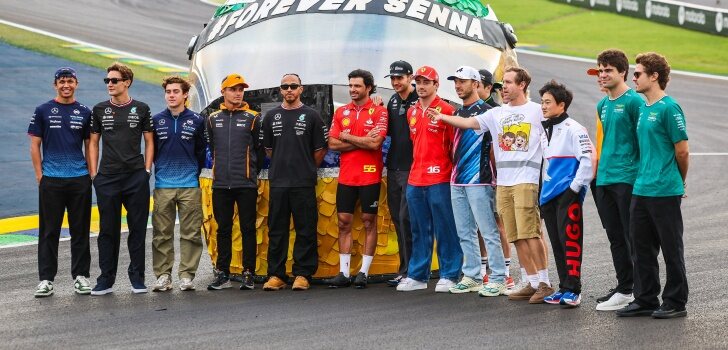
xmin=152 ymin=108 xmax=206 ymax=188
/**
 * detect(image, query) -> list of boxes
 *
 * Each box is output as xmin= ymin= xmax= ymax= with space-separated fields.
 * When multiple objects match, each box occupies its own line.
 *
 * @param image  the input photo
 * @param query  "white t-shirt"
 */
xmin=475 ymin=101 xmax=544 ymax=186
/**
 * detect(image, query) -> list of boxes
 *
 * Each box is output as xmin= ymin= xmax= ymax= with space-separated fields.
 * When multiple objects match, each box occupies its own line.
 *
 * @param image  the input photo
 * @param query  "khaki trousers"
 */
xmin=152 ymin=188 xmax=203 ymax=279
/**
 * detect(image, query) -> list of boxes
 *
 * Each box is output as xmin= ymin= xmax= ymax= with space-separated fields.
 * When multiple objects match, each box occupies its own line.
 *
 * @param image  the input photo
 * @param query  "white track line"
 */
xmin=692 ymin=153 xmax=728 ymax=156
xmin=0 ymin=19 xmax=186 ymax=70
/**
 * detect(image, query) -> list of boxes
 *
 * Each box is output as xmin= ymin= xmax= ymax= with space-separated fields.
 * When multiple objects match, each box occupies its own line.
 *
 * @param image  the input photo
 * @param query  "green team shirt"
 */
xmin=633 ymin=95 xmax=688 ymax=197
xmin=596 ymin=89 xmax=643 ymax=186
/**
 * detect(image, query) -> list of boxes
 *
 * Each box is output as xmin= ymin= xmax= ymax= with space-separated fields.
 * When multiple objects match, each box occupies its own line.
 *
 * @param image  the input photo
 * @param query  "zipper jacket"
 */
xmin=152 ymin=108 xmax=206 ymax=188
xmin=205 ymin=102 xmax=263 ymax=189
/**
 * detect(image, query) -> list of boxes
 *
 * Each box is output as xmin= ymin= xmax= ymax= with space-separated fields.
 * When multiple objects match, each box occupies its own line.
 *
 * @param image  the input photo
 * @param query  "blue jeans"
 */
xmin=451 ymin=185 xmax=505 ymax=282
xmin=406 ymin=183 xmax=463 ymax=282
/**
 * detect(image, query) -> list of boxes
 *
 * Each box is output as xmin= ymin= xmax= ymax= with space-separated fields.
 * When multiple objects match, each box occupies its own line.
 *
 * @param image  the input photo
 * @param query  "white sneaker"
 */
xmin=34 ymin=280 xmax=54 ymax=298
xmin=396 ymin=277 xmax=427 ymax=291
xmin=179 ymin=278 xmax=195 ymax=291
xmin=449 ymin=276 xmax=482 ymax=294
xmin=74 ymin=276 xmax=92 ymax=295
xmin=153 ymin=274 xmax=172 ymax=292
xmin=435 ymin=278 xmax=456 ymax=293
xmin=596 ymin=292 xmax=634 ymax=311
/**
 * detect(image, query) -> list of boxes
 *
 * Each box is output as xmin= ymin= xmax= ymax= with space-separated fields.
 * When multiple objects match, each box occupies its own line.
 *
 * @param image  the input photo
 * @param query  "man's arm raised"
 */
xmin=427 ymin=108 xmax=480 ymax=129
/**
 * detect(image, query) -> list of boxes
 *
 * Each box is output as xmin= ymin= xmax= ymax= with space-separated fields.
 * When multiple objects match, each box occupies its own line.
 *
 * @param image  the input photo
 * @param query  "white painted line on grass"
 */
xmin=516 ymin=49 xmax=728 ymax=82
xmin=0 ymin=18 xmax=187 ymax=71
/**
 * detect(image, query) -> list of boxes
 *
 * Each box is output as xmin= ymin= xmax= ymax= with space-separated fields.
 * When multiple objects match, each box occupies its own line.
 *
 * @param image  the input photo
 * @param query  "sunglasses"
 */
xmin=104 ymin=78 xmax=127 ymax=84
xmin=280 ymin=84 xmax=301 ymax=90
xmin=633 ymin=71 xmax=644 ymax=79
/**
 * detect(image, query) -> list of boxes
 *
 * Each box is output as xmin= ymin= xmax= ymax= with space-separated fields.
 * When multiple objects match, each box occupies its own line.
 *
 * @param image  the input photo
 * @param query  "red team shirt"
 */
xmin=407 ymin=96 xmax=456 ymax=186
xmin=330 ymin=99 xmax=388 ymax=186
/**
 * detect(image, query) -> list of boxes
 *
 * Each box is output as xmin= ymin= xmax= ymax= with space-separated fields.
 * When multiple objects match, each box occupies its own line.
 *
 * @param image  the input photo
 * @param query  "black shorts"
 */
xmin=336 ymin=183 xmax=381 ymax=214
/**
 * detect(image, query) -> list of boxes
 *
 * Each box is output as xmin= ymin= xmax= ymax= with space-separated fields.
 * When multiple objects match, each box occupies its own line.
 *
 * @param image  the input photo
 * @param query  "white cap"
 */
xmin=447 ymin=66 xmax=480 ymax=81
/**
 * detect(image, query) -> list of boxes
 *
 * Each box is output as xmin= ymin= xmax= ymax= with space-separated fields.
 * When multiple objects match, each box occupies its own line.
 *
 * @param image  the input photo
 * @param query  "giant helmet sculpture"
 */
xmin=186 ymin=0 xmax=518 ymax=278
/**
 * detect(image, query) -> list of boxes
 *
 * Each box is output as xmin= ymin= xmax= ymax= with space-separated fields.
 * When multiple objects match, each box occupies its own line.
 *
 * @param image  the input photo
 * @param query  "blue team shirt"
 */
xmin=152 ymin=108 xmax=206 ymax=188
xmin=451 ymin=100 xmax=494 ymax=185
xmin=28 ymin=100 xmax=91 ymax=177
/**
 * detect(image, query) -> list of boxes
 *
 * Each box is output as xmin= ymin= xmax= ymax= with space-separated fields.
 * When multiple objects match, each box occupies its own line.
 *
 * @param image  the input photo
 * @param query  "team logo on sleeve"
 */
xmin=342 ymin=118 xmax=351 ymax=127
xmin=409 ymin=116 xmax=417 ymax=126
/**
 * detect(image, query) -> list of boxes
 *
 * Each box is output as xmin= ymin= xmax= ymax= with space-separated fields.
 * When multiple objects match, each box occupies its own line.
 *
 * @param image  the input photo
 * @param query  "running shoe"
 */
xmin=74 ymin=276 xmax=92 ymax=295
xmin=34 ymin=280 xmax=54 ymax=298
xmin=505 ymin=276 xmax=515 ymax=290
xmin=479 ymin=281 xmax=506 ymax=297
xmin=560 ymin=291 xmax=581 ymax=307
xmin=325 ymin=272 xmax=351 ymax=288
xmin=449 ymin=276 xmax=482 ymax=294
xmin=153 ymin=274 xmax=172 ymax=292
xmin=543 ymin=291 xmax=564 ymax=305
xmin=179 ymin=278 xmax=195 ymax=291
xmin=207 ymin=271 xmax=232 ymax=290
xmin=240 ymin=271 xmax=255 ymax=290
xmin=353 ymin=272 xmax=368 ymax=289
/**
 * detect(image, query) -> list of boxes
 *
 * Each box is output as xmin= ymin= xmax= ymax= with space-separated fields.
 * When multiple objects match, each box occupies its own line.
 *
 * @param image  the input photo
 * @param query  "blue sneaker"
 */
xmin=131 ymin=280 xmax=148 ymax=294
xmin=90 ymin=281 xmax=114 ymax=296
xmin=543 ymin=291 xmax=564 ymax=305
xmin=561 ymin=291 xmax=581 ymax=307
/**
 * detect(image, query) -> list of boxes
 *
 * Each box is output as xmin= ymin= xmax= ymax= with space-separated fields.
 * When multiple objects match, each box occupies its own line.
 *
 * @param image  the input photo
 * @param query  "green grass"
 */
xmin=0 ymin=23 xmax=169 ymax=84
xmin=486 ymin=0 xmax=728 ymax=75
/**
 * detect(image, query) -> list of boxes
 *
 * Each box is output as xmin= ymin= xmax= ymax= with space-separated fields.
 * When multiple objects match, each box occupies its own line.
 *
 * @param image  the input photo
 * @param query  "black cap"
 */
xmin=385 ymin=60 xmax=413 ymax=77
xmin=478 ymin=69 xmax=502 ymax=90
xmin=54 ymin=67 xmax=77 ymax=81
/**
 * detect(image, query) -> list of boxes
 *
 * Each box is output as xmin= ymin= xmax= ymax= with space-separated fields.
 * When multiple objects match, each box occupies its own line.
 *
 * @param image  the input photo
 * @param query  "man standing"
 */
xmin=537 ymin=80 xmax=595 ymax=307
xmin=327 ymin=69 xmax=388 ymax=289
xmin=205 ymin=73 xmax=262 ymax=291
xmin=430 ymin=67 xmax=554 ymax=303
xmin=383 ymin=60 xmax=418 ymax=286
xmin=477 ymin=68 xmax=502 ymax=107
xmin=396 ymin=66 xmax=463 ymax=293
xmin=593 ymin=49 xmax=643 ymax=311
xmin=442 ymin=66 xmax=506 ymax=297
xmin=616 ymin=52 xmax=689 ymax=319
xmin=150 ymin=76 xmax=206 ymax=292
xmin=261 ymin=73 xmax=328 ymax=291
xmin=89 ymin=63 xmax=153 ymax=295
xmin=29 ymin=67 xmax=93 ymax=297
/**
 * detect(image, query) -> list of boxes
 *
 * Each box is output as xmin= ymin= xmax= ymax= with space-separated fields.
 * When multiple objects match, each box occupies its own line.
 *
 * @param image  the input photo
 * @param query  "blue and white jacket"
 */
xmin=152 ymin=108 xmax=206 ymax=188
xmin=540 ymin=113 xmax=596 ymax=205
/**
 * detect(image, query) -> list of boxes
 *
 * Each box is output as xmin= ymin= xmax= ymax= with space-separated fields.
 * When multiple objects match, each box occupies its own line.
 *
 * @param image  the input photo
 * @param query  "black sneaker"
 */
xmin=596 ymin=288 xmax=617 ymax=303
xmin=615 ymin=302 xmax=657 ymax=317
xmin=240 ymin=271 xmax=255 ymax=290
xmin=652 ymin=304 xmax=687 ymax=319
xmin=386 ymin=275 xmax=404 ymax=287
xmin=207 ymin=271 xmax=232 ymax=290
xmin=325 ymin=272 xmax=351 ymax=288
xmin=353 ymin=272 xmax=367 ymax=289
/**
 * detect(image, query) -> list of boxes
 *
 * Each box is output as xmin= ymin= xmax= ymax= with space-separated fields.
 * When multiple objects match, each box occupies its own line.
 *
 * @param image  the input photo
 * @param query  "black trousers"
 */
xmin=630 ymin=195 xmax=688 ymax=309
xmin=94 ymin=169 xmax=150 ymax=285
xmin=387 ymin=170 xmax=412 ymax=276
xmin=266 ymin=186 xmax=318 ymax=280
xmin=38 ymin=175 xmax=92 ymax=281
xmin=541 ymin=190 xmax=584 ymax=294
xmin=212 ymin=187 xmax=257 ymax=274
xmin=595 ymin=183 xmax=635 ymax=294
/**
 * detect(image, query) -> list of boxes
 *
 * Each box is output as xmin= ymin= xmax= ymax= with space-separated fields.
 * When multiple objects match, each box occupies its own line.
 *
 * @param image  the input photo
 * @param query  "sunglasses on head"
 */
xmin=280 ymin=84 xmax=301 ymax=90
xmin=104 ymin=78 xmax=127 ymax=84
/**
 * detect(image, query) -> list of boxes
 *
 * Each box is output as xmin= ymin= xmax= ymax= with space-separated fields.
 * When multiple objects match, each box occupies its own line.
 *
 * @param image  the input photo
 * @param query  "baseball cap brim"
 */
xmin=587 ymin=68 xmax=599 ymax=76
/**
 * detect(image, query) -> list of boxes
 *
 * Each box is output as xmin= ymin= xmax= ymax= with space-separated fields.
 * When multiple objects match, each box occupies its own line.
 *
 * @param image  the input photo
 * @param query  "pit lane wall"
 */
xmin=552 ymin=0 xmax=728 ymax=36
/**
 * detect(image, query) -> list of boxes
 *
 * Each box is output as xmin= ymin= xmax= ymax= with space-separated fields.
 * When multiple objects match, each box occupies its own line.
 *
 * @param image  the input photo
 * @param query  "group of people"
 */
xmin=30 ymin=48 xmax=689 ymax=319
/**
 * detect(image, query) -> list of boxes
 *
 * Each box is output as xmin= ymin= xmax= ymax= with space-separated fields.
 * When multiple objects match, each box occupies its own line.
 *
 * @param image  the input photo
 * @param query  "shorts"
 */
xmin=336 ymin=183 xmax=380 ymax=214
xmin=496 ymin=183 xmax=541 ymax=243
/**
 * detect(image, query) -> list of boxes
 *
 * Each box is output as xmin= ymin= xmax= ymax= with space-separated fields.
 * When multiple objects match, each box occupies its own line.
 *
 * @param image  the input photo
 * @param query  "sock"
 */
xmin=361 ymin=255 xmax=374 ymax=276
xmin=520 ymin=268 xmax=528 ymax=284
xmin=528 ymin=274 xmax=539 ymax=289
xmin=537 ymin=269 xmax=551 ymax=287
xmin=480 ymin=257 xmax=488 ymax=276
xmin=504 ymin=258 xmax=511 ymax=278
xmin=340 ymin=254 xmax=351 ymax=277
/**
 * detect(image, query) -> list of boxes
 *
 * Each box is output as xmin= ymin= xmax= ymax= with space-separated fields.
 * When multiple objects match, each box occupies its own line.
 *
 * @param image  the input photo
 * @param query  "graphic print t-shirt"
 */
xmin=475 ymin=101 xmax=544 ymax=186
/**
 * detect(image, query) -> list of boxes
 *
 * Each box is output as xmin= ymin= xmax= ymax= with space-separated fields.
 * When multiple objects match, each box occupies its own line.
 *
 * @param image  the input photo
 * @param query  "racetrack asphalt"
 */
xmin=0 ymin=1 xmax=727 ymax=349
